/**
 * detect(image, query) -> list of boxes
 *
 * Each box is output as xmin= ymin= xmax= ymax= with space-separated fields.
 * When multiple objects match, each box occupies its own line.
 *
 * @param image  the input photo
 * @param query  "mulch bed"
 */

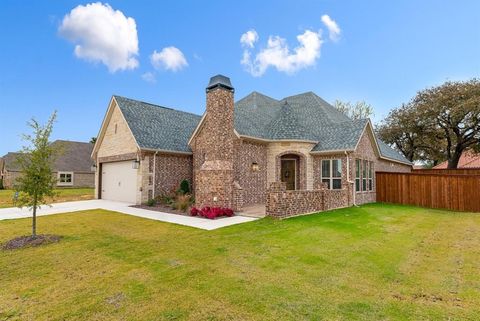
xmin=2 ymin=234 xmax=62 ymax=250
xmin=131 ymin=204 xmax=235 ymax=220
xmin=131 ymin=204 xmax=191 ymax=216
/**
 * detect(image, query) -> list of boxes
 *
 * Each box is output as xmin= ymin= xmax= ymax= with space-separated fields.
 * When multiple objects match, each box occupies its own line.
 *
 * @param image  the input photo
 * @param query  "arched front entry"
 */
xmin=276 ymin=152 xmax=307 ymax=190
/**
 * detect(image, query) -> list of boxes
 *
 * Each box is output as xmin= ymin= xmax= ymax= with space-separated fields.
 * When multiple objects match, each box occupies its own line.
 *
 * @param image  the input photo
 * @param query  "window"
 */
xmin=368 ymin=162 xmax=374 ymax=191
xmin=58 ymin=172 xmax=73 ymax=186
xmin=363 ymin=160 xmax=368 ymax=191
xmin=355 ymin=159 xmax=361 ymax=192
xmin=321 ymin=159 xmax=342 ymax=190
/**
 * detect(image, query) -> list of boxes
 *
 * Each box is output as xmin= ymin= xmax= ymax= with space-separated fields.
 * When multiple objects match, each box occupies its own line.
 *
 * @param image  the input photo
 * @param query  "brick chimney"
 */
xmin=192 ymin=75 xmax=238 ymax=210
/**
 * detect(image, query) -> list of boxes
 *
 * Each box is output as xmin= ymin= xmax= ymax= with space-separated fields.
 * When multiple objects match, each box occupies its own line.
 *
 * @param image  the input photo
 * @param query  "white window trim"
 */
xmin=321 ymin=159 xmax=342 ymax=190
xmin=57 ymin=171 xmax=74 ymax=186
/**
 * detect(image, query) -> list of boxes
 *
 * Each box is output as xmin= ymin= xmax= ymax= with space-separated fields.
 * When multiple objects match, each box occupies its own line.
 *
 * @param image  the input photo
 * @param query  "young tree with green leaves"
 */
xmin=15 ymin=111 xmax=58 ymax=238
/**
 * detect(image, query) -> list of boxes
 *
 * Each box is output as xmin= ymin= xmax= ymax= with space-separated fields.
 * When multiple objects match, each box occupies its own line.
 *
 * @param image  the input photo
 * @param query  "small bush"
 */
xmin=0 ymin=179 xmax=3 ymax=190
xmin=178 ymin=179 xmax=191 ymax=195
xmin=190 ymin=207 xmax=200 ymax=216
xmin=157 ymin=194 xmax=174 ymax=205
xmin=146 ymin=198 xmax=156 ymax=207
xmin=190 ymin=206 xmax=235 ymax=219
xmin=172 ymin=194 xmax=192 ymax=212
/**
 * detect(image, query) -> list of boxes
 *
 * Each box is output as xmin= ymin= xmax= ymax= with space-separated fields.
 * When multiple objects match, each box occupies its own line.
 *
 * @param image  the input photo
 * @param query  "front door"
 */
xmin=281 ymin=159 xmax=296 ymax=190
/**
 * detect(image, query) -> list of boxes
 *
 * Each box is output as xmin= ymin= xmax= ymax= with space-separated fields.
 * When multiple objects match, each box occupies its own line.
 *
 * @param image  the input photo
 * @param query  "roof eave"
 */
xmin=140 ymin=147 xmax=193 ymax=156
xmin=310 ymin=148 xmax=355 ymax=154
xmin=239 ymin=134 xmax=318 ymax=144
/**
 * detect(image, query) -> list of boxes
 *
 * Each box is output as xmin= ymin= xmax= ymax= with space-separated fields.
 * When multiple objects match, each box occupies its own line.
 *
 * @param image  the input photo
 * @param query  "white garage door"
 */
xmin=101 ymin=161 xmax=137 ymax=203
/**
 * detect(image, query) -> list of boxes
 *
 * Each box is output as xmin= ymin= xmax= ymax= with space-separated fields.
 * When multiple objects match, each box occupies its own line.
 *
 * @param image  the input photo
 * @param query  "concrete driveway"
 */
xmin=0 ymin=200 xmax=259 ymax=230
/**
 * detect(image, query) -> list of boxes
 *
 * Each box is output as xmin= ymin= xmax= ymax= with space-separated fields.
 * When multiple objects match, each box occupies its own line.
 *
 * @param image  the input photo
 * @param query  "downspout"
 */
xmin=345 ymin=151 xmax=356 ymax=206
xmin=152 ymin=151 xmax=158 ymax=199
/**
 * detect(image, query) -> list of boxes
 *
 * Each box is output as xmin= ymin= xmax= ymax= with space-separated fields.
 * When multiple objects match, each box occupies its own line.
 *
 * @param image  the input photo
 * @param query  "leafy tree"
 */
xmin=15 ymin=112 xmax=58 ymax=238
xmin=378 ymin=79 xmax=480 ymax=168
xmin=90 ymin=137 xmax=97 ymax=144
xmin=377 ymin=103 xmax=443 ymax=163
xmin=414 ymin=79 xmax=480 ymax=168
xmin=334 ymin=100 xmax=374 ymax=120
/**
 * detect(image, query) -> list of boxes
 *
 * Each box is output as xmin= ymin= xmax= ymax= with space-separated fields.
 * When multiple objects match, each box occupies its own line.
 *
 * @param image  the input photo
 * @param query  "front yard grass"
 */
xmin=1 ymin=203 xmax=479 ymax=320
xmin=0 ymin=188 xmax=94 ymax=209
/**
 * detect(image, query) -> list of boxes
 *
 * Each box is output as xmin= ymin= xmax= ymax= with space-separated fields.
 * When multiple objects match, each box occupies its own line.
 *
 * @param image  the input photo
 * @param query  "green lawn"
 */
xmin=1 ymin=204 xmax=479 ymax=321
xmin=0 ymin=188 xmax=94 ymax=209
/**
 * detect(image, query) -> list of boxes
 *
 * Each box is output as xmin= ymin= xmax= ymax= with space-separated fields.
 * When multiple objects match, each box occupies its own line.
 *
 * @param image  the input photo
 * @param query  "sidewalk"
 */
xmin=0 ymin=200 xmax=259 ymax=230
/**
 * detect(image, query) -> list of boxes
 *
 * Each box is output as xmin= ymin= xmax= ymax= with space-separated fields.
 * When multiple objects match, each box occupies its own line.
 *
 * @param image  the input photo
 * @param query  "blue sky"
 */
xmin=0 ymin=1 xmax=479 ymax=155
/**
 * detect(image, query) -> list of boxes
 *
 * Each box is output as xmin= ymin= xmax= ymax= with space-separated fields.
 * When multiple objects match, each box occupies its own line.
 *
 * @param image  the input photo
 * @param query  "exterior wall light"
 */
xmin=251 ymin=162 xmax=260 ymax=172
xmin=90 ymin=164 xmax=97 ymax=172
xmin=132 ymin=160 xmax=140 ymax=169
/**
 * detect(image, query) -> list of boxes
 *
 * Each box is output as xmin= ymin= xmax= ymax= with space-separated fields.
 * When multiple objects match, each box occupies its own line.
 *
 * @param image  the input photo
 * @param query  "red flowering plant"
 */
xmin=189 ymin=206 xmax=235 ymax=219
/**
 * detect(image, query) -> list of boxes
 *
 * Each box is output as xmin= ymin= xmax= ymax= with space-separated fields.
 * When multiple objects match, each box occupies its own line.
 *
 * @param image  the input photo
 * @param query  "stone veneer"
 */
xmin=266 ymin=142 xmax=316 ymax=190
xmin=191 ymin=85 xmax=238 ymax=209
xmin=234 ymin=140 xmax=268 ymax=206
xmin=150 ymin=152 xmax=193 ymax=197
xmin=266 ymin=181 xmax=350 ymax=218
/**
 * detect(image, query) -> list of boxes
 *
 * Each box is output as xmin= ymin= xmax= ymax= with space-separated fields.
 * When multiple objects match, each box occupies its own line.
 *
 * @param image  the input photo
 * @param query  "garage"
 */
xmin=101 ymin=161 xmax=137 ymax=203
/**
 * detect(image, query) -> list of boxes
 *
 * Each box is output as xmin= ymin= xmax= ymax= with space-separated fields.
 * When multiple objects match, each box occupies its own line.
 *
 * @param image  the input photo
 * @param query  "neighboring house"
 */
xmin=92 ymin=75 xmax=411 ymax=217
xmin=433 ymin=150 xmax=480 ymax=169
xmin=0 ymin=140 xmax=95 ymax=189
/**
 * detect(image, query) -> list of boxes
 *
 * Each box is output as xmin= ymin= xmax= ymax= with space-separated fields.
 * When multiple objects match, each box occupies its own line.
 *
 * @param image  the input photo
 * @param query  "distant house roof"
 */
xmin=1 ymin=152 xmax=23 ymax=172
xmin=433 ymin=150 xmax=480 ymax=169
xmin=51 ymin=140 xmax=94 ymax=172
xmin=1 ymin=140 xmax=94 ymax=173
xmin=113 ymin=91 xmax=411 ymax=165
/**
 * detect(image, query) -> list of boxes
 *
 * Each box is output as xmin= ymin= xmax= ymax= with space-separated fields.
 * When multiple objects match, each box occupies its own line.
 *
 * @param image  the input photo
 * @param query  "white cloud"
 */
xmin=150 ymin=47 xmax=188 ymax=72
xmin=59 ymin=2 xmax=139 ymax=73
xmin=241 ymin=29 xmax=323 ymax=77
xmin=321 ymin=14 xmax=341 ymax=41
xmin=240 ymin=29 xmax=259 ymax=48
xmin=141 ymin=72 xmax=156 ymax=83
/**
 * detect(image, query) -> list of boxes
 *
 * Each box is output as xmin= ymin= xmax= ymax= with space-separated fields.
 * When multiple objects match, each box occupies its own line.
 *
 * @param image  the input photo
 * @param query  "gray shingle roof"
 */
xmin=1 ymin=140 xmax=94 ymax=173
xmin=376 ymin=139 xmax=411 ymax=164
xmin=114 ymin=92 xmax=411 ymax=164
xmin=2 ymin=152 xmax=23 ymax=172
xmin=114 ymin=96 xmax=202 ymax=153
xmin=51 ymin=140 xmax=94 ymax=172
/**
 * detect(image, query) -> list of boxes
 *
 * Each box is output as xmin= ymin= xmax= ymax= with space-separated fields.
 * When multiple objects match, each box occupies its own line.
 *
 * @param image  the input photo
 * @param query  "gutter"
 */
xmin=152 ymin=151 xmax=158 ymax=199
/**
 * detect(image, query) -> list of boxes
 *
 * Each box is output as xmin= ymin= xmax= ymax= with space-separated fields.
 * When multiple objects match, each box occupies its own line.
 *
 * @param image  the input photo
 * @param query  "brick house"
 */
xmin=0 ymin=140 xmax=95 ymax=189
xmin=92 ymin=75 xmax=411 ymax=217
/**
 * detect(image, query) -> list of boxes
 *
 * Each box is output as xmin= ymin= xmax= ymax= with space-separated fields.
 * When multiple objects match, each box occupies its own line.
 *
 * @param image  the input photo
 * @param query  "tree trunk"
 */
xmin=447 ymin=151 xmax=462 ymax=169
xmin=32 ymin=197 xmax=37 ymax=238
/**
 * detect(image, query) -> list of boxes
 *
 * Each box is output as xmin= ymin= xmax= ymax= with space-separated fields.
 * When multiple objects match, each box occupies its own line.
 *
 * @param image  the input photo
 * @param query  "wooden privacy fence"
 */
xmin=413 ymin=168 xmax=480 ymax=175
xmin=376 ymin=172 xmax=480 ymax=212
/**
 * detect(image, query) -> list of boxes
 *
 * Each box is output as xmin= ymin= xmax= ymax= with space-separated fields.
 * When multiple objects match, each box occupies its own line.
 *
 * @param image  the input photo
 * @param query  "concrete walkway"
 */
xmin=0 ymin=200 xmax=259 ymax=230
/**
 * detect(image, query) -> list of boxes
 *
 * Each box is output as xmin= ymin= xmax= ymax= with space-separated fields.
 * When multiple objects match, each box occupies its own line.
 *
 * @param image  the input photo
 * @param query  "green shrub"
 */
xmin=178 ymin=179 xmax=190 ymax=195
xmin=158 ymin=194 xmax=173 ymax=205
xmin=146 ymin=198 xmax=156 ymax=207
xmin=0 ymin=179 xmax=3 ymax=190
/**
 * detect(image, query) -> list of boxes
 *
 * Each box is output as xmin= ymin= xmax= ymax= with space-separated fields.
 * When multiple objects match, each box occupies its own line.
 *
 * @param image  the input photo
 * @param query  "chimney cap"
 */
xmin=206 ymin=74 xmax=234 ymax=92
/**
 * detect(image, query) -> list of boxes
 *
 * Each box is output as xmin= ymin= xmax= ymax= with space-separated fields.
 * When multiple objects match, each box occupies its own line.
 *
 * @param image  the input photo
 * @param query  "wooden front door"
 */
xmin=281 ymin=159 xmax=296 ymax=190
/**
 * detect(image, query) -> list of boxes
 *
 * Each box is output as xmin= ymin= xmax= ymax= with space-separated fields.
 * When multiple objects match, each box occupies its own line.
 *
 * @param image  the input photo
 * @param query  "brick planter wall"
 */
xmin=266 ymin=182 xmax=350 ymax=218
